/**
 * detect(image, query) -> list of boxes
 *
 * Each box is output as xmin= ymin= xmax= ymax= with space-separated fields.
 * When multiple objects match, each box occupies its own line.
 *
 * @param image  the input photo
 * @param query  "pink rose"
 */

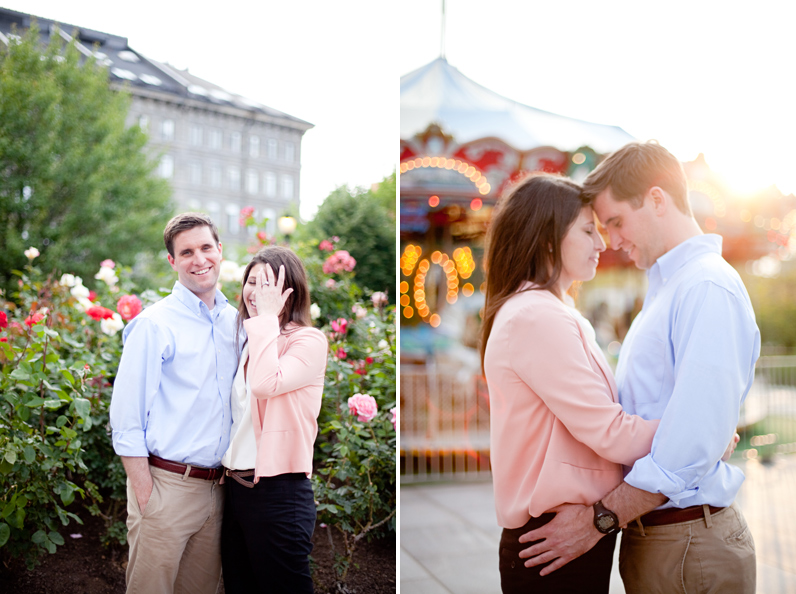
xmin=24 ymin=312 xmax=45 ymax=327
xmin=100 ymin=259 xmax=115 ymax=269
xmin=319 ymin=240 xmax=334 ymax=252
xmin=325 ymin=279 xmax=337 ymax=289
xmin=117 ymin=295 xmax=143 ymax=321
xmin=322 ymin=250 xmax=356 ymax=275
xmin=390 ymin=407 xmax=397 ymax=430
xmin=239 ymin=206 xmax=255 ymax=225
xmin=348 ymin=393 xmax=378 ymax=423
xmin=371 ymin=292 xmax=388 ymax=308
xmin=330 ymin=318 xmax=348 ymax=334
xmin=336 ymin=347 xmax=347 ymax=359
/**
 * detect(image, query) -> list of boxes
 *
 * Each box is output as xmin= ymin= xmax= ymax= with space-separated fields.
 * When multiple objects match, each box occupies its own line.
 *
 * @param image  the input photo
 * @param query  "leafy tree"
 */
xmin=0 ymin=22 xmax=172 ymax=295
xmin=301 ymin=174 xmax=396 ymax=301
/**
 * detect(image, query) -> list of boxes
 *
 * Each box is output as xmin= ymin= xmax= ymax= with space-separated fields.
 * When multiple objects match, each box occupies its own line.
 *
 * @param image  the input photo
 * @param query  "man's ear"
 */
xmin=648 ymin=186 xmax=668 ymax=217
xmin=167 ymin=253 xmax=176 ymax=271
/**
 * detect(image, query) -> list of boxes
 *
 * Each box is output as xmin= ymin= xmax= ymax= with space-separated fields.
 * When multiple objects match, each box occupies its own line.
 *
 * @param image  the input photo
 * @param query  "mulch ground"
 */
xmin=0 ymin=508 xmax=396 ymax=593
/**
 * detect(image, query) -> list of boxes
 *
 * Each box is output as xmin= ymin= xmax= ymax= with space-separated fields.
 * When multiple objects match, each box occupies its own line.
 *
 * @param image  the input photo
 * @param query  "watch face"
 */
xmin=597 ymin=515 xmax=615 ymax=531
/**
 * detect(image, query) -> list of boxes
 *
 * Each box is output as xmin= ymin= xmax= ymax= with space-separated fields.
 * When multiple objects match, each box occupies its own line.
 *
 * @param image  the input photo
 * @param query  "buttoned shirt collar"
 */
xmin=647 ymin=234 xmax=723 ymax=297
xmin=171 ymin=281 xmax=229 ymax=319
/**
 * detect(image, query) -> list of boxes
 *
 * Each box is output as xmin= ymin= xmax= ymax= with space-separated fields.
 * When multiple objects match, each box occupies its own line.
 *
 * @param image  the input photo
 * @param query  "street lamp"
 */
xmin=278 ymin=216 xmax=297 ymax=243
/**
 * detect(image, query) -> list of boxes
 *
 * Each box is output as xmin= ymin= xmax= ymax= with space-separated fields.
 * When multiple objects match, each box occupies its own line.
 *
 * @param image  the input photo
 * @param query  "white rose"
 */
xmin=219 ymin=260 xmax=241 ymax=283
xmin=59 ymin=274 xmax=76 ymax=287
xmin=71 ymin=283 xmax=90 ymax=299
xmin=100 ymin=312 xmax=125 ymax=336
xmin=310 ymin=303 xmax=321 ymax=320
xmin=378 ymin=340 xmax=389 ymax=350
xmin=75 ymin=297 xmax=94 ymax=312
xmin=95 ymin=266 xmax=118 ymax=286
xmin=24 ymin=247 xmax=40 ymax=260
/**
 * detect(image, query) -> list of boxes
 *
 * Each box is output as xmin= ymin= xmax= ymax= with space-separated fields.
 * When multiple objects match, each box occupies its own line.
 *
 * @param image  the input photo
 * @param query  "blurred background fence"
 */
xmin=400 ymin=355 xmax=796 ymax=482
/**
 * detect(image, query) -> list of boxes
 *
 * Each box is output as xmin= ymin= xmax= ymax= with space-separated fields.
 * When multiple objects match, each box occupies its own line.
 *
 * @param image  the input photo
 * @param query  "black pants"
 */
xmin=499 ymin=513 xmax=617 ymax=594
xmin=221 ymin=473 xmax=316 ymax=594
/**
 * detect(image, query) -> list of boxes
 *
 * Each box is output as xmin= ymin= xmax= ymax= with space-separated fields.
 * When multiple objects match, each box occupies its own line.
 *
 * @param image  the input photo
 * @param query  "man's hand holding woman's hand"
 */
xmin=254 ymin=264 xmax=293 ymax=319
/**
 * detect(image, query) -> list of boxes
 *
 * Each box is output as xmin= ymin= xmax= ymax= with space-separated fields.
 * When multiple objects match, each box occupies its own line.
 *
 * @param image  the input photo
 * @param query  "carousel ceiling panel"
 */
xmin=401 ymin=58 xmax=635 ymax=154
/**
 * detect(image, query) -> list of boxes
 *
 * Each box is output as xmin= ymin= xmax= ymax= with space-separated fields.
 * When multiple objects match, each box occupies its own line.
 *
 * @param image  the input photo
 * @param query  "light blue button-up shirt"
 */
xmin=110 ymin=281 xmax=239 ymax=467
xmin=617 ymin=234 xmax=760 ymax=508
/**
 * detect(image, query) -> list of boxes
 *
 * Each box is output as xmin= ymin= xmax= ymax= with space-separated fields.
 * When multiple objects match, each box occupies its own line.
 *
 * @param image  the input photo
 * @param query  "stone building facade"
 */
xmin=0 ymin=7 xmax=313 ymax=248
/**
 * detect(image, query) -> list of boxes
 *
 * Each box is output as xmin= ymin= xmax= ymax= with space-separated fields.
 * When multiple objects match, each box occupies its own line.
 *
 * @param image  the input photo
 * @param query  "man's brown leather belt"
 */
xmin=639 ymin=505 xmax=725 ymax=527
xmin=149 ymin=455 xmax=223 ymax=481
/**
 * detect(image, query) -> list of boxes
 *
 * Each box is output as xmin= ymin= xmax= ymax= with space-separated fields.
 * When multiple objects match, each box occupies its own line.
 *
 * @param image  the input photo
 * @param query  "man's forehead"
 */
xmin=173 ymin=226 xmax=216 ymax=250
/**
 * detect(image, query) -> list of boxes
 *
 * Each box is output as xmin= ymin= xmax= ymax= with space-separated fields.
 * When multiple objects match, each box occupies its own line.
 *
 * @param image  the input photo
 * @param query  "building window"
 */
xmin=281 ymin=174 xmax=294 ymax=200
xmin=231 ymin=132 xmax=241 ymax=153
xmin=228 ymin=167 xmax=241 ymax=191
xmin=190 ymin=125 xmax=203 ymax=146
xmin=264 ymin=172 xmax=277 ymax=197
xmin=226 ymin=204 xmax=240 ymax=234
xmin=190 ymin=163 xmax=202 ymax=185
xmin=207 ymin=201 xmax=220 ymax=224
xmin=285 ymin=141 xmax=295 ymax=162
xmin=210 ymin=165 xmax=222 ymax=188
xmin=249 ymin=136 xmax=260 ymax=158
xmin=158 ymin=154 xmax=174 ymax=178
xmin=209 ymin=128 xmax=222 ymax=150
xmin=262 ymin=208 xmax=277 ymax=235
xmin=161 ymin=119 xmax=174 ymax=141
xmin=267 ymin=138 xmax=278 ymax=159
xmin=138 ymin=115 xmax=149 ymax=131
xmin=246 ymin=169 xmax=259 ymax=194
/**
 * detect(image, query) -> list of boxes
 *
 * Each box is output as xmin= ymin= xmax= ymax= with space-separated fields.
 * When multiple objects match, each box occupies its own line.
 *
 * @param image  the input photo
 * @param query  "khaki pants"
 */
xmin=620 ymin=502 xmax=756 ymax=594
xmin=126 ymin=465 xmax=224 ymax=594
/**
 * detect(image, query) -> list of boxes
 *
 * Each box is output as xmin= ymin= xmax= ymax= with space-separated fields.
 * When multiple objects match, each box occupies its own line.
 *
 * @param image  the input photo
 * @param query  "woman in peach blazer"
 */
xmin=481 ymin=174 xmax=658 ymax=594
xmin=220 ymin=246 xmax=327 ymax=594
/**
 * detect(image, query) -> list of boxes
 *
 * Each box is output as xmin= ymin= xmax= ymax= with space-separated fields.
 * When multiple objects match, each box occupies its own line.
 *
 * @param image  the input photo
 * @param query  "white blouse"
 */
xmin=221 ymin=344 xmax=258 ymax=470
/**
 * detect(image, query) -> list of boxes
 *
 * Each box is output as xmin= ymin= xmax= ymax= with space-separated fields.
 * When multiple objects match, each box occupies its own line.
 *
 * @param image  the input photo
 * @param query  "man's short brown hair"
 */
xmin=581 ymin=141 xmax=691 ymax=215
xmin=163 ymin=212 xmax=220 ymax=257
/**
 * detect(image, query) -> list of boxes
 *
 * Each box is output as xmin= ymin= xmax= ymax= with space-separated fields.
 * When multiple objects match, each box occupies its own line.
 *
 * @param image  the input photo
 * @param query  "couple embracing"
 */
xmin=483 ymin=142 xmax=759 ymax=593
xmin=110 ymin=213 xmax=325 ymax=593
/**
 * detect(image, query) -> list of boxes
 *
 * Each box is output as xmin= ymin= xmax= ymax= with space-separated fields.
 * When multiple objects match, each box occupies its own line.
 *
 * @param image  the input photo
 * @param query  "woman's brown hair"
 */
xmin=236 ymin=246 xmax=312 ymax=351
xmin=479 ymin=173 xmax=585 ymax=370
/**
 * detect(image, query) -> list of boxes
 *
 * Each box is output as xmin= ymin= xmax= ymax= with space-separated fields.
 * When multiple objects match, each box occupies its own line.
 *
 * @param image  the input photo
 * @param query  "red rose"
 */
xmin=86 ymin=306 xmax=114 ymax=321
xmin=365 ymin=357 xmax=374 ymax=365
xmin=117 ymin=295 xmax=143 ymax=321
xmin=24 ymin=312 xmax=45 ymax=327
xmin=0 ymin=337 xmax=7 ymax=343
xmin=88 ymin=290 xmax=98 ymax=302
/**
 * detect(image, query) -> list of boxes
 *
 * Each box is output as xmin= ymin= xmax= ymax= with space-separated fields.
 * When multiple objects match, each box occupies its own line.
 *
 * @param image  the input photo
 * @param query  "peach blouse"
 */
xmin=484 ymin=284 xmax=658 ymax=528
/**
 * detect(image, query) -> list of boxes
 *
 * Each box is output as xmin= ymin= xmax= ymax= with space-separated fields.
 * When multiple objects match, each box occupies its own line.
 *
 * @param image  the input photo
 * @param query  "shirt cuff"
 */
xmin=243 ymin=314 xmax=280 ymax=338
xmin=625 ymin=454 xmax=699 ymax=505
xmin=112 ymin=430 xmax=149 ymax=457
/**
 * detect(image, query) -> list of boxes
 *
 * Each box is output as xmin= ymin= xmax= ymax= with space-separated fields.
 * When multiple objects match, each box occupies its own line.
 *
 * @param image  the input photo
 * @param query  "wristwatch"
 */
xmin=593 ymin=500 xmax=619 ymax=535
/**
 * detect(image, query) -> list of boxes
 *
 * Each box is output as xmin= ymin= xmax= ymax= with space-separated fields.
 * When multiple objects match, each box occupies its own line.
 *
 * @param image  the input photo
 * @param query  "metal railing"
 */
xmin=400 ymin=356 xmax=796 ymax=482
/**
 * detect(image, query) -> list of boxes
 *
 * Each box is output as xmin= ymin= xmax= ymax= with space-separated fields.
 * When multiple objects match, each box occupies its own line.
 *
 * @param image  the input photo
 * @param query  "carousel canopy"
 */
xmin=401 ymin=58 xmax=635 ymax=154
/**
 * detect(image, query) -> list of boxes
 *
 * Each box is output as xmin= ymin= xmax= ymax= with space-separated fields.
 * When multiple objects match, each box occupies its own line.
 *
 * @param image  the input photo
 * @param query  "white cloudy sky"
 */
xmin=5 ymin=0 xmax=398 ymax=221
xmin=399 ymin=0 xmax=796 ymax=196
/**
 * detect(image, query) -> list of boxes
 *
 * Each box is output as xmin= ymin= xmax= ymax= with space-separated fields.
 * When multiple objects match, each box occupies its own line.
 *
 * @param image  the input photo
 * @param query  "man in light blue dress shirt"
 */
xmin=110 ymin=213 xmax=238 ymax=593
xmin=518 ymin=142 xmax=759 ymax=593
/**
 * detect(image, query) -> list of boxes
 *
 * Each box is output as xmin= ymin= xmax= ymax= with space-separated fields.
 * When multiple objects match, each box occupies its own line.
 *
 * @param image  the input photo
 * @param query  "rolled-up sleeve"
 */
xmin=109 ymin=317 xmax=167 ymax=457
xmin=510 ymin=305 xmax=658 ymax=466
xmin=625 ymin=281 xmax=759 ymax=503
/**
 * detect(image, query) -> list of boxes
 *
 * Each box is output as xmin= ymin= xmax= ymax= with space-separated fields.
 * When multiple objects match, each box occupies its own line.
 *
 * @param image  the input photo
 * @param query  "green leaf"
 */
xmin=48 ymin=531 xmax=64 ymax=546
xmin=43 ymin=399 xmax=64 ymax=409
xmin=0 ymin=523 xmax=9 ymax=547
xmin=1 ymin=502 xmax=14 ymax=519
xmin=0 ymin=460 xmax=12 ymax=475
xmin=22 ymin=446 xmax=35 ymax=463
xmin=32 ymin=530 xmax=47 ymax=544
xmin=24 ymin=397 xmax=45 ymax=407
xmin=4 ymin=451 xmax=16 ymax=465
xmin=43 ymin=327 xmax=60 ymax=340
xmin=73 ymin=398 xmax=91 ymax=420
xmin=60 ymin=369 xmax=75 ymax=384
xmin=56 ymin=415 xmax=68 ymax=427
xmin=9 ymin=368 xmax=31 ymax=381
